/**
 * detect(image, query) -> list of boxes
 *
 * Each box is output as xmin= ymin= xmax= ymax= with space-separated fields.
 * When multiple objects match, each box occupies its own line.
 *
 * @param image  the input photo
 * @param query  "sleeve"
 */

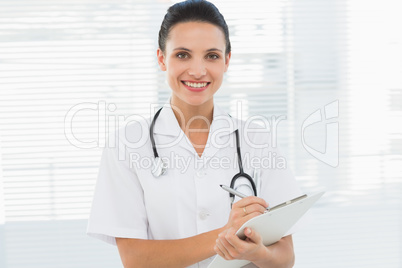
xmin=87 ymin=133 xmax=149 ymax=245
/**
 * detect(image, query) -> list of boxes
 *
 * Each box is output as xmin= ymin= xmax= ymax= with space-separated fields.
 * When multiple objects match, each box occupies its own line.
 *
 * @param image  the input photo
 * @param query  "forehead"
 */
xmin=166 ymin=21 xmax=226 ymax=50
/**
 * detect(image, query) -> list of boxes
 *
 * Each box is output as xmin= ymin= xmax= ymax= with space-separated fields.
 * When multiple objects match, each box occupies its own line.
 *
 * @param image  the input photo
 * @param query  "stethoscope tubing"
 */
xmin=150 ymin=107 xmax=257 ymax=198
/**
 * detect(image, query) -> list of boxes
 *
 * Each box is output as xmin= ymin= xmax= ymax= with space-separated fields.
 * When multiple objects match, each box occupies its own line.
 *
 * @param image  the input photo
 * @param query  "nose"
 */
xmin=187 ymin=59 xmax=206 ymax=78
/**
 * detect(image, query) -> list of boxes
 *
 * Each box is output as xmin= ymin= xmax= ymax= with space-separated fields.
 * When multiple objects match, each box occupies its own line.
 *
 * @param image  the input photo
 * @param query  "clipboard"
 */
xmin=207 ymin=191 xmax=325 ymax=268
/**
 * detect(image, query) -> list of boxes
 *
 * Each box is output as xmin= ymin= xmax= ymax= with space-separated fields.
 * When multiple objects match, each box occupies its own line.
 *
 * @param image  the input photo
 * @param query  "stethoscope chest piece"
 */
xmin=152 ymin=157 xmax=167 ymax=177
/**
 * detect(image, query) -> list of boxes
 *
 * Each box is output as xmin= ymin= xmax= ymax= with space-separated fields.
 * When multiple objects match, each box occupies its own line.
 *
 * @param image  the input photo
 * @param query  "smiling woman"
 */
xmin=0 ymin=0 xmax=401 ymax=267
xmin=86 ymin=0 xmax=302 ymax=268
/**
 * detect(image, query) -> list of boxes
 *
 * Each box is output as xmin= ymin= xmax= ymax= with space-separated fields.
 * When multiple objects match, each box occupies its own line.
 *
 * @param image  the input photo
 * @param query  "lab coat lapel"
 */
xmin=152 ymin=102 xmax=238 ymax=158
xmin=152 ymin=102 xmax=197 ymax=155
xmin=152 ymin=103 xmax=182 ymax=137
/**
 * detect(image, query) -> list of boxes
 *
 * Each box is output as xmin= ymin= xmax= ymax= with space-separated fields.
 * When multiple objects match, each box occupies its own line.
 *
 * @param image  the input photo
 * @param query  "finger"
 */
xmin=221 ymin=231 xmax=241 ymax=258
xmin=232 ymin=196 xmax=268 ymax=209
xmin=223 ymin=227 xmax=238 ymax=249
xmin=216 ymin=233 xmax=234 ymax=260
xmin=221 ymin=234 xmax=236 ymax=252
xmin=214 ymin=244 xmax=226 ymax=259
xmin=222 ymin=228 xmax=255 ymax=254
xmin=243 ymin=203 xmax=267 ymax=215
xmin=216 ymin=239 xmax=234 ymax=260
xmin=242 ymin=211 xmax=264 ymax=223
xmin=230 ymin=211 xmax=263 ymax=231
xmin=244 ymin=227 xmax=262 ymax=245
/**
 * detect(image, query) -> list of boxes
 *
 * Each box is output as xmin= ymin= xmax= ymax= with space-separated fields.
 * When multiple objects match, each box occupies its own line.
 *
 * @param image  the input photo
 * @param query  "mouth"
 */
xmin=181 ymin=81 xmax=210 ymax=92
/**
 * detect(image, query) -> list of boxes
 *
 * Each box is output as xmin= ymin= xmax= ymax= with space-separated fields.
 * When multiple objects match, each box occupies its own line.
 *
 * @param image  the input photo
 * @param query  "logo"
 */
xmin=301 ymin=100 xmax=339 ymax=167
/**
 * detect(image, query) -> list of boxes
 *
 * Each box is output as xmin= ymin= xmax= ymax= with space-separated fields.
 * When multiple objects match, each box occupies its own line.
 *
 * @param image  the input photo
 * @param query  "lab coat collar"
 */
xmin=152 ymin=101 xmax=183 ymax=137
xmin=152 ymin=100 xmax=238 ymax=138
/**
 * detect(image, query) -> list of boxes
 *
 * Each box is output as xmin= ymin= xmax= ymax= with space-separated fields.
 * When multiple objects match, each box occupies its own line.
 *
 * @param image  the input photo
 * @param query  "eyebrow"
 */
xmin=173 ymin=47 xmax=223 ymax=53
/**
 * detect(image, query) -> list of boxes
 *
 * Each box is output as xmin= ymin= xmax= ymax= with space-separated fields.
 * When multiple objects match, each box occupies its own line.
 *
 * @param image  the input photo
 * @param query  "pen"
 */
xmin=220 ymin=184 xmax=248 ymax=198
xmin=220 ymin=185 xmax=308 ymax=212
xmin=220 ymin=184 xmax=270 ymax=210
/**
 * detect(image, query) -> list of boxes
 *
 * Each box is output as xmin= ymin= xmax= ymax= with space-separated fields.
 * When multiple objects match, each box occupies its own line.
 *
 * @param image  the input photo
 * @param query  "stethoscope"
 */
xmin=149 ymin=107 xmax=257 ymax=200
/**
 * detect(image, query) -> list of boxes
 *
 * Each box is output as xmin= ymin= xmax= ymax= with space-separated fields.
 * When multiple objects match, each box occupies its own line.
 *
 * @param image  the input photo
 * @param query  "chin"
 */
xmin=181 ymin=95 xmax=213 ymax=107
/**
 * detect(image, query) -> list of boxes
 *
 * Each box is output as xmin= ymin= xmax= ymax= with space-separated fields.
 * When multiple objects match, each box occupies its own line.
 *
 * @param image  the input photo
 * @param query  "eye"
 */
xmin=176 ymin=52 xmax=189 ymax=59
xmin=207 ymin=54 xmax=220 ymax=60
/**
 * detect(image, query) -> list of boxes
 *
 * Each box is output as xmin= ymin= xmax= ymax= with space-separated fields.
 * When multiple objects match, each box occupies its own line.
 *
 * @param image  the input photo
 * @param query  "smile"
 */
xmin=181 ymin=81 xmax=210 ymax=92
xmin=183 ymin=81 xmax=209 ymax=88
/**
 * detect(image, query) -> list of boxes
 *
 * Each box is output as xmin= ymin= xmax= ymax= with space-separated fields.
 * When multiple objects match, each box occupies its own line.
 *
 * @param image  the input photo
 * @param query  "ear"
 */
xmin=224 ymin=52 xmax=231 ymax=72
xmin=157 ymin=48 xmax=167 ymax=71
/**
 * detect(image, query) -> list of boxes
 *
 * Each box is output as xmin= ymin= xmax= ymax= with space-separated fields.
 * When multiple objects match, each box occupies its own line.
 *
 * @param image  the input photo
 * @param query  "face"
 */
xmin=157 ymin=21 xmax=231 ymax=108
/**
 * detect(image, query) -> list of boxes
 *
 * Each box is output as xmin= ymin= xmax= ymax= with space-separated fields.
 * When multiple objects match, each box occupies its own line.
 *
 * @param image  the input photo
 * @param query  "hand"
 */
xmin=214 ymin=227 xmax=270 ymax=262
xmin=224 ymin=196 xmax=268 ymax=231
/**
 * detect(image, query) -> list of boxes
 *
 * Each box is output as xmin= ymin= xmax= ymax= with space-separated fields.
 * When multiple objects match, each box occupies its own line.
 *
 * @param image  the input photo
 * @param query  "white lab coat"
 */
xmin=87 ymin=101 xmax=302 ymax=268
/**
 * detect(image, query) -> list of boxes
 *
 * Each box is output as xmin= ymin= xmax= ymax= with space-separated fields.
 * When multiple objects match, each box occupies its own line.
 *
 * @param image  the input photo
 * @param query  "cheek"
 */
xmin=209 ymin=64 xmax=226 ymax=80
xmin=167 ymin=62 xmax=187 ymax=79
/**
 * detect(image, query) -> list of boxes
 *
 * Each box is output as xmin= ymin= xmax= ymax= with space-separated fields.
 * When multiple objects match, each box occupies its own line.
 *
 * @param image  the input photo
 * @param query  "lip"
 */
xmin=181 ymin=81 xmax=210 ymax=92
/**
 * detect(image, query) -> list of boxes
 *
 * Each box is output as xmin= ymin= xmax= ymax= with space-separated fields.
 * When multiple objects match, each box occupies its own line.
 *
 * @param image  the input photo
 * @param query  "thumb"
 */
xmin=244 ymin=227 xmax=261 ymax=244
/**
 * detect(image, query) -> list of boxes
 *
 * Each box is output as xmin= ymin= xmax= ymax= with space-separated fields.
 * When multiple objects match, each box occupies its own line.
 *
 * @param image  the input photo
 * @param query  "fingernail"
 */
xmin=245 ymin=227 xmax=251 ymax=235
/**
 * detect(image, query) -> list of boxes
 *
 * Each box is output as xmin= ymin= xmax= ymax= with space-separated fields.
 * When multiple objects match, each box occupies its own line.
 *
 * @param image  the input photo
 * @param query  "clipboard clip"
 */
xmin=267 ymin=194 xmax=308 ymax=212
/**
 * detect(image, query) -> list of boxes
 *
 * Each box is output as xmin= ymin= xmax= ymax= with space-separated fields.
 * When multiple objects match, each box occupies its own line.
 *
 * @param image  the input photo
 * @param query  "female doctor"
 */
xmin=87 ymin=0 xmax=302 ymax=267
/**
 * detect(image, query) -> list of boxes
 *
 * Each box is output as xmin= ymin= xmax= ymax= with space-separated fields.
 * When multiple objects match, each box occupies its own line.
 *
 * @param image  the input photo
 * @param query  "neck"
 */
xmin=170 ymin=95 xmax=214 ymax=132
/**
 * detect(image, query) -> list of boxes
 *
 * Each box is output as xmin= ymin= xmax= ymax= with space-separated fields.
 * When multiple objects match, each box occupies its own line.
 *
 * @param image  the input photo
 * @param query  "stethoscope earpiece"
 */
xmin=152 ymin=157 xmax=167 ymax=177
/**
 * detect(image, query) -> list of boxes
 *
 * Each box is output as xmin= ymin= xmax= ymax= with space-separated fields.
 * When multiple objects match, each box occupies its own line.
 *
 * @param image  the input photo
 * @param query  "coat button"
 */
xmin=199 ymin=210 xmax=209 ymax=220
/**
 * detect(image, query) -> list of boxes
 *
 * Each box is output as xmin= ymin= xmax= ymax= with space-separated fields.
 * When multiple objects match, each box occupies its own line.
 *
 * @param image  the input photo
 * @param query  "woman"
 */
xmin=87 ymin=0 xmax=302 ymax=267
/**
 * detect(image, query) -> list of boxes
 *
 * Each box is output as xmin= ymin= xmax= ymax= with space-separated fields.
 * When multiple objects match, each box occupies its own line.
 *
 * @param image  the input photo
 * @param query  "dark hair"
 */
xmin=158 ymin=0 xmax=231 ymax=55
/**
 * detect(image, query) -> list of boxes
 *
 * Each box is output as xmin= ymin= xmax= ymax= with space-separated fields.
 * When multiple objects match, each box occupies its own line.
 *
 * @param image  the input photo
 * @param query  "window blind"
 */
xmin=0 ymin=0 xmax=401 ymax=267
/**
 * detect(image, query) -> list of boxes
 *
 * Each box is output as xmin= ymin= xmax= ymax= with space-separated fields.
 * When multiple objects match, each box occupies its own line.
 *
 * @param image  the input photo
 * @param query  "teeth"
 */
xmin=184 ymin=82 xmax=208 ymax=88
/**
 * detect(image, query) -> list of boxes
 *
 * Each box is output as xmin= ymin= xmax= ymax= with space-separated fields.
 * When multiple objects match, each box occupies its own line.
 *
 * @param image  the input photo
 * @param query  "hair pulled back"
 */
xmin=158 ymin=0 xmax=231 ymax=55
